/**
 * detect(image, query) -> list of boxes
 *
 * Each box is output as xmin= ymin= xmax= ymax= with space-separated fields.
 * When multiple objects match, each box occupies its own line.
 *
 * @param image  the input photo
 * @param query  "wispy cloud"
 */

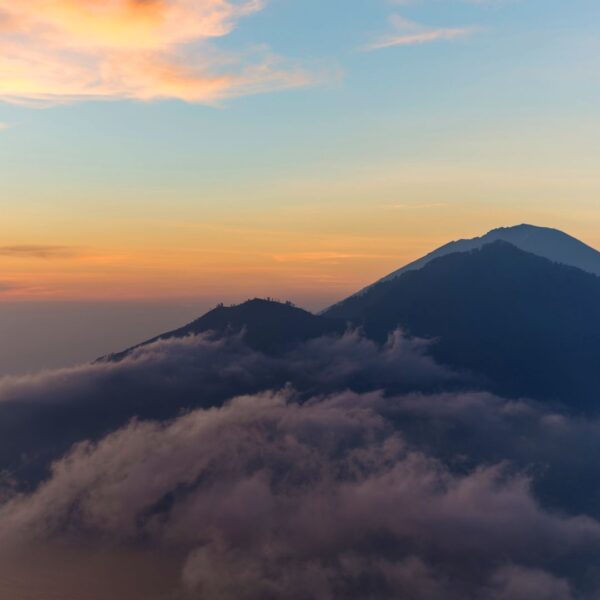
xmin=0 ymin=280 xmax=20 ymax=293
xmin=272 ymin=252 xmax=392 ymax=263
xmin=0 ymin=245 xmax=81 ymax=259
xmin=367 ymin=15 xmax=481 ymax=51
xmin=0 ymin=0 xmax=315 ymax=106
xmin=389 ymin=202 xmax=448 ymax=210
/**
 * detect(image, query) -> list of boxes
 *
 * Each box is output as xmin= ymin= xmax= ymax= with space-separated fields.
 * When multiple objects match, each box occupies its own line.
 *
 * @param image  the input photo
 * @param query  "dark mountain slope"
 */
xmin=334 ymin=224 xmax=600 ymax=307
xmin=325 ymin=241 xmax=600 ymax=409
xmin=106 ymin=298 xmax=345 ymax=361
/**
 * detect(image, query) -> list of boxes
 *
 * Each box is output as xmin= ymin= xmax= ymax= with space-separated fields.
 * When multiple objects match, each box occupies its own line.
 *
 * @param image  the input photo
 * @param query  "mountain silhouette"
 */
xmin=105 ymin=227 xmax=600 ymax=409
xmin=4 ymin=300 xmax=344 ymax=484
xmin=325 ymin=241 xmax=600 ymax=409
xmin=334 ymin=224 xmax=600 ymax=306
xmin=106 ymin=298 xmax=345 ymax=361
xmin=9 ymin=229 xmax=600 ymax=488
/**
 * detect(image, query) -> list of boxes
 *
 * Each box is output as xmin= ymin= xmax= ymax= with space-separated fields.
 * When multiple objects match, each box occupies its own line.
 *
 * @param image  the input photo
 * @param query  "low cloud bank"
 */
xmin=1 ymin=329 xmax=600 ymax=598
xmin=2 ymin=390 xmax=600 ymax=599
xmin=0 ymin=330 xmax=456 ymax=481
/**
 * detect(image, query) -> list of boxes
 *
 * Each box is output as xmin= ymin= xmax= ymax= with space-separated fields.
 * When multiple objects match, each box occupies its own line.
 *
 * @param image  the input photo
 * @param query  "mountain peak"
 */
xmin=336 ymin=224 xmax=600 ymax=305
xmin=105 ymin=298 xmax=344 ymax=361
xmin=325 ymin=240 xmax=600 ymax=408
xmin=490 ymin=223 xmax=548 ymax=231
xmin=486 ymin=223 xmax=578 ymax=241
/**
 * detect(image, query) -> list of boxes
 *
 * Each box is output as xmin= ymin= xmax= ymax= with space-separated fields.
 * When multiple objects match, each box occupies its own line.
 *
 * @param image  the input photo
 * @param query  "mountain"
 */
xmin=2 ymin=300 xmax=343 ymax=483
xmin=340 ymin=224 xmax=600 ymax=302
xmin=104 ymin=226 xmax=600 ymax=409
xmin=325 ymin=241 xmax=600 ymax=409
xmin=106 ymin=298 xmax=345 ymax=360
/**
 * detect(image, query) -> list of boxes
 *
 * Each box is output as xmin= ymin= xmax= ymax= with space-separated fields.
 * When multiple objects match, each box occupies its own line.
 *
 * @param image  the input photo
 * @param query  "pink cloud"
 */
xmin=0 ymin=0 xmax=314 ymax=105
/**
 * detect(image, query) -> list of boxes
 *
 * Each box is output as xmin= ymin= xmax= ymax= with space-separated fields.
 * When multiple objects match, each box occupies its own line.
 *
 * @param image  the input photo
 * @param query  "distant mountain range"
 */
xmin=109 ymin=224 xmax=600 ymax=410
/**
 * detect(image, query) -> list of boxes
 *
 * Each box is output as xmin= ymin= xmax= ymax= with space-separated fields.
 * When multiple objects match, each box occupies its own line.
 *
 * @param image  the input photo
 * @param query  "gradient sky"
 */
xmin=1 ymin=0 xmax=599 ymax=312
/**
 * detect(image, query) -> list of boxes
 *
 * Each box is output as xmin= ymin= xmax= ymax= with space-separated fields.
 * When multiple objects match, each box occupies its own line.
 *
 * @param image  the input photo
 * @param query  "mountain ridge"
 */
xmin=105 ymin=225 xmax=600 ymax=409
xmin=325 ymin=240 xmax=600 ymax=408
xmin=327 ymin=224 xmax=600 ymax=311
xmin=103 ymin=298 xmax=345 ymax=361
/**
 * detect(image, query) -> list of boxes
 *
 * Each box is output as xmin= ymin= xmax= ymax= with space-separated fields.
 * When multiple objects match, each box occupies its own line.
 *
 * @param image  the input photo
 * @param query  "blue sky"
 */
xmin=0 ymin=0 xmax=599 ymax=307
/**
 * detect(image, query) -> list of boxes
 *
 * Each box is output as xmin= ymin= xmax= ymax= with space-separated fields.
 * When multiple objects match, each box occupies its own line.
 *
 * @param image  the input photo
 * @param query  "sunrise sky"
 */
xmin=1 ymin=0 xmax=599 ymax=309
xmin=4 ymin=5 xmax=600 ymax=598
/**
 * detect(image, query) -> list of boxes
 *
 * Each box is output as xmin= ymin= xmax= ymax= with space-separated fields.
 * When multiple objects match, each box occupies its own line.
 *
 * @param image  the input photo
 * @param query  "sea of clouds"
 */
xmin=1 ymin=329 xmax=600 ymax=599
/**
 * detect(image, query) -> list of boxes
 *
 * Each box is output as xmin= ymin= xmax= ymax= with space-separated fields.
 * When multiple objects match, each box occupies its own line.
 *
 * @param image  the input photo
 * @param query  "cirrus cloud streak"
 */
xmin=367 ymin=15 xmax=481 ymax=51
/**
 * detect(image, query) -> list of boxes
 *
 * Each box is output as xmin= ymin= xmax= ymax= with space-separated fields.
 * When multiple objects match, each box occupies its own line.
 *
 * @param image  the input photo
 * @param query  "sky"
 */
xmin=0 ymin=0 xmax=599 ymax=371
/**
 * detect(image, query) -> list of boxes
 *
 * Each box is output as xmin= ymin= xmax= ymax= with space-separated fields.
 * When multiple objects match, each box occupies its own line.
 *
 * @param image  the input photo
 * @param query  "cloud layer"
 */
xmin=2 ymin=388 xmax=600 ymax=599
xmin=0 ymin=329 xmax=457 ymax=481
xmin=1 ymin=327 xmax=600 ymax=597
xmin=0 ymin=0 xmax=312 ymax=105
xmin=0 ymin=245 xmax=81 ymax=259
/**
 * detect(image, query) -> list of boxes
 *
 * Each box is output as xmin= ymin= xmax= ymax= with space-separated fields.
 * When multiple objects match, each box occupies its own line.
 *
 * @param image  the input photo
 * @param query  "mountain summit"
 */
xmin=342 ymin=224 xmax=600 ymax=302
xmin=106 ymin=298 xmax=344 ymax=361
